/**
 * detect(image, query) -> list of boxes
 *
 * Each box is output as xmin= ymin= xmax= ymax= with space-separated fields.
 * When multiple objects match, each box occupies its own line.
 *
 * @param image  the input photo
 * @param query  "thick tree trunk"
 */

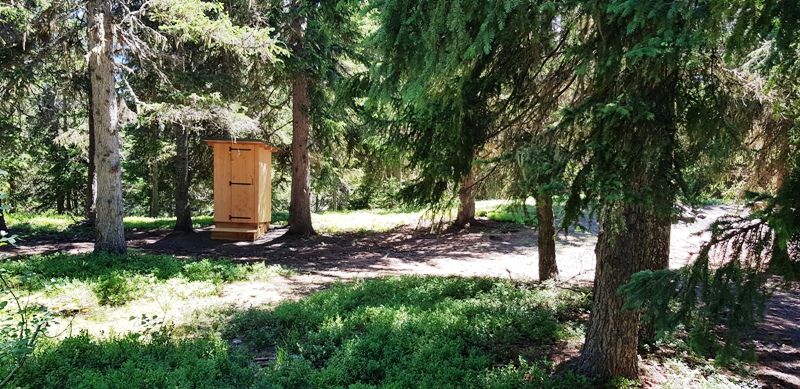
xmin=0 ymin=199 xmax=7 ymax=232
xmin=454 ymin=167 xmax=477 ymax=228
xmin=174 ymin=124 xmax=193 ymax=232
xmin=85 ymin=78 xmax=97 ymax=223
xmin=57 ymin=194 xmax=65 ymax=214
xmin=287 ymin=76 xmax=315 ymax=235
xmin=88 ymin=0 xmax=126 ymax=254
xmin=578 ymin=203 xmax=656 ymax=380
xmin=638 ymin=215 xmax=671 ymax=347
xmin=149 ymin=161 xmax=160 ymax=217
xmin=535 ymin=193 xmax=558 ymax=281
xmin=287 ymin=11 xmax=315 ymax=236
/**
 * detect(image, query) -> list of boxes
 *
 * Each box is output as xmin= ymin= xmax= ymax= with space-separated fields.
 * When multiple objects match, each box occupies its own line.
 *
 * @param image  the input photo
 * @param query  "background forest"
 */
xmin=1 ymin=0 xmax=799 ymax=387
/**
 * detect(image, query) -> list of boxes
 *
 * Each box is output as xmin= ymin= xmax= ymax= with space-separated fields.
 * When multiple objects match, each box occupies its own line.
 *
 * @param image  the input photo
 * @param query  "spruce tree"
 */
xmin=558 ymin=0 xmax=746 ymax=378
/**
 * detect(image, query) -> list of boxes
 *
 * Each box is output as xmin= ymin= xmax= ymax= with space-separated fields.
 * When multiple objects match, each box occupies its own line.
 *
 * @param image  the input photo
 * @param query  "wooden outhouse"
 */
xmin=204 ymin=139 xmax=277 ymax=241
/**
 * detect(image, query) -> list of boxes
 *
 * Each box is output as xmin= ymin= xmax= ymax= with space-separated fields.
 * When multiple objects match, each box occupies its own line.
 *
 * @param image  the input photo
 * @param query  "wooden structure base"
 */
xmin=210 ymin=222 xmax=270 ymax=241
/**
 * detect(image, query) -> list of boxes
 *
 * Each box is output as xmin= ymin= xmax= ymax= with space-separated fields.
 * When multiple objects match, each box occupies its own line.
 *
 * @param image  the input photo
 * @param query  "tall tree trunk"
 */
xmin=57 ymin=194 xmax=65 ymax=214
xmin=85 ymin=77 xmax=97 ymax=223
xmin=578 ymin=203 xmax=657 ymax=380
xmin=454 ymin=167 xmax=476 ymax=228
xmin=638 ymin=215 xmax=671 ymax=347
xmin=535 ymin=193 xmax=558 ymax=281
xmin=287 ymin=11 xmax=315 ymax=236
xmin=0 ymin=198 xmax=7 ymax=232
xmin=174 ymin=123 xmax=193 ymax=232
xmin=149 ymin=161 xmax=160 ymax=217
xmin=88 ymin=0 xmax=126 ymax=254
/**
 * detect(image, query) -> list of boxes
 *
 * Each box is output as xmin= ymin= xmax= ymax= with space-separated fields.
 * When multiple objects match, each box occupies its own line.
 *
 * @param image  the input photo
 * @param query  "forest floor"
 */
xmin=5 ymin=204 xmax=799 ymax=388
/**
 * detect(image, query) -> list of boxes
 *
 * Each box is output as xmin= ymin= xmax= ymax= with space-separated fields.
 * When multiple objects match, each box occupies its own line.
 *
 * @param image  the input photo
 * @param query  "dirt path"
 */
xmin=4 ymin=205 xmax=798 ymax=387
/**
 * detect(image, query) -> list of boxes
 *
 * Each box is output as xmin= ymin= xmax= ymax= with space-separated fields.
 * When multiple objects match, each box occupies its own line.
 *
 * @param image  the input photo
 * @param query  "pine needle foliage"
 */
xmin=621 ymin=0 xmax=800 ymax=365
xmin=558 ymin=0 xmax=748 ymax=226
xmin=365 ymin=0 xmax=574 ymax=207
xmin=622 ymin=156 xmax=800 ymax=363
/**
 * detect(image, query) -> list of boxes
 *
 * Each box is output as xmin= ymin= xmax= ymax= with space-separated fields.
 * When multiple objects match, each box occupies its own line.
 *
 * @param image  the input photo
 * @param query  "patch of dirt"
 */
xmin=3 ymin=205 xmax=798 ymax=388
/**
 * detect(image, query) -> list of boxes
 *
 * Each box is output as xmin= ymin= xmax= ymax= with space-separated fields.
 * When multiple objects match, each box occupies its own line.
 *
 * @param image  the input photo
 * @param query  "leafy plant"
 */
xmin=0 ymin=274 xmax=53 ymax=387
xmin=227 ymin=276 xmax=590 ymax=388
xmin=93 ymin=272 xmax=144 ymax=306
xmin=0 ymin=194 xmax=53 ymax=387
xmin=12 ymin=330 xmax=259 ymax=388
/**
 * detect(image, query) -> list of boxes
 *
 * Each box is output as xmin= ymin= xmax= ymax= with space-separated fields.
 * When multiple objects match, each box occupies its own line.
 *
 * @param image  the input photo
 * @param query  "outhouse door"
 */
xmin=227 ymin=146 xmax=256 ymax=222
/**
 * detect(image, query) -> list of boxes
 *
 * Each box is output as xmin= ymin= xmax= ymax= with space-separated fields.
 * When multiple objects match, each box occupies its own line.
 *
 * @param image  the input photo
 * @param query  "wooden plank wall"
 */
xmin=213 ymin=143 xmax=231 ymax=224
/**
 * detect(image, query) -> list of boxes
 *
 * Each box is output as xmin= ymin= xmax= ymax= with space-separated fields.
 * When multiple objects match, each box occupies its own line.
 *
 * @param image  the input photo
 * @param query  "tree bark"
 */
xmin=638 ymin=214 xmax=671 ymax=347
xmin=287 ymin=11 xmax=315 ymax=236
xmin=88 ymin=0 xmax=126 ymax=254
xmin=0 ymin=198 xmax=7 ymax=233
xmin=578 ymin=203 xmax=656 ymax=380
xmin=149 ymin=161 xmax=160 ymax=217
xmin=535 ymin=193 xmax=558 ymax=281
xmin=454 ymin=167 xmax=477 ymax=228
xmin=85 ymin=77 xmax=97 ymax=223
xmin=174 ymin=123 xmax=193 ymax=232
xmin=57 ymin=194 xmax=65 ymax=214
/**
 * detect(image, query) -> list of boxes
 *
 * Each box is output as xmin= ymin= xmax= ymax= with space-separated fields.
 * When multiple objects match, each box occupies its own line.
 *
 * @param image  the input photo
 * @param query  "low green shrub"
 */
xmin=182 ymin=259 xmax=240 ymax=283
xmin=227 ymin=276 xmax=590 ymax=388
xmin=93 ymin=271 xmax=145 ymax=306
xmin=123 ymin=215 xmax=215 ymax=230
xmin=12 ymin=331 xmax=259 ymax=388
xmin=483 ymin=203 xmax=538 ymax=226
xmin=0 ymin=253 xmax=292 ymax=307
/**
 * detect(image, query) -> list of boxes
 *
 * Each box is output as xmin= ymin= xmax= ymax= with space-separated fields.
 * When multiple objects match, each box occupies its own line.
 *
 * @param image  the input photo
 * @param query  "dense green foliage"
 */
xmin=2 ymin=0 xmax=800 ymax=383
xmin=0 ymin=276 xmax=593 ymax=389
xmin=13 ymin=331 xmax=258 ymax=388
xmin=363 ymin=0 xmax=575 ymax=208
xmin=228 ymin=276 xmax=590 ymax=388
xmin=619 ymin=0 xmax=800 ymax=365
xmin=0 ymin=252 xmax=280 ymax=302
xmin=623 ymin=156 xmax=800 ymax=362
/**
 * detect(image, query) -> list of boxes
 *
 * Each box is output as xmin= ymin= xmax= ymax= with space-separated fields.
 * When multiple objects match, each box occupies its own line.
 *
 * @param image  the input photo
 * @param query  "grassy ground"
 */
xmin=3 ymin=200 xmax=535 ymax=237
xmin=4 ymin=213 xmax=217 ymax=236
xmin=2 ymin=255 xmax=593 ymax=388
xmin=0 ymin=256 xmax=756 ymax=388
xmin=0 ymin=204 xmax=761 ymax=388
xmin=310 ymin=199 xmax=540 ymax=233
xmin=0 ymin=254 xmax=759 ymax=388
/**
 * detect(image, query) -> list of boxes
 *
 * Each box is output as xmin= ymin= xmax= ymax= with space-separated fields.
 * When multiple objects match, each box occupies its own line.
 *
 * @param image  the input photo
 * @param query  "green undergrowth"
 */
xmin=0 ymin=273 xmax=754 ymax=388
xmin=5 ymin=213 xmax=295 ymax=237
xmin=226 ymin=276 xmax=591 ymax=388
xmin=12 ymin=331 xmax=259 ymax=388
xmin=123 ymin=215 xmax=215 ymax=230
xmin=0 ymin=252 xmax=291 ymax=305
xmin=479 ymin=203 xmax=539 ymax=226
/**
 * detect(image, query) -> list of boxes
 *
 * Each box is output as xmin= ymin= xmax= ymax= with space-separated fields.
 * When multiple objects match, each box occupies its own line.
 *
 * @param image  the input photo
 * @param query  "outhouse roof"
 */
xmin=203 ymin=138 xmax=278 ymax=152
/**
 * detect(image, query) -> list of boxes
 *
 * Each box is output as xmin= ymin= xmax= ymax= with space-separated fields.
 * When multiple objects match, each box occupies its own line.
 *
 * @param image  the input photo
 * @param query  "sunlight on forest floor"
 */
xmin=0 ymin=202 xmax=776 ymax=388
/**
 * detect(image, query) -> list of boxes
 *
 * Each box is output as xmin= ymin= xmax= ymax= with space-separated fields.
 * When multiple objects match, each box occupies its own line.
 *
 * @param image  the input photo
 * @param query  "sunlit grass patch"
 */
xmin=227 ymin=276 xmax=590 ymax=388
xmin=12 ymin=331 xmax=259 ymax=389
xmin=476 ymin=199 xmax=539 ymax=226
xmin=5 ymin=213 xmax=218 ymax=237
xmin=310 ymin=201 xmax=543 ymax=233
xmin=124 ymin=215 xmax=215 ymax=230
xmin=0 ymin=252 xmax=294 ymax=338
xmin=312 ymin=208 xmax=427 ymax=233
xmin=5 ymin=212 xmax=75 ymax=234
